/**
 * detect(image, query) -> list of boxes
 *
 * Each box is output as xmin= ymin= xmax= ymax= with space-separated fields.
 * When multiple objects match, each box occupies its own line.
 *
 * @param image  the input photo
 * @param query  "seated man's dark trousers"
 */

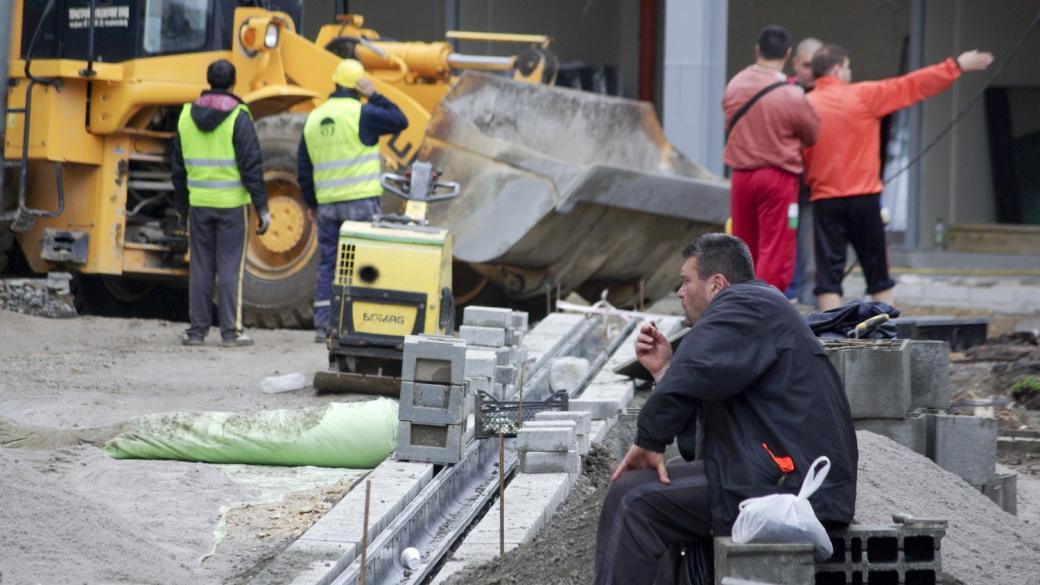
xmin=593 ymin=460 xmax=714 ymax=585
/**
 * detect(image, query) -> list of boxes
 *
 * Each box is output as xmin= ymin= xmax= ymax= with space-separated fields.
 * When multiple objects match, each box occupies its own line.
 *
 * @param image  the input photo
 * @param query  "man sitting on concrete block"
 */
xmin=593 ymin=234 xmax=858 ymax=585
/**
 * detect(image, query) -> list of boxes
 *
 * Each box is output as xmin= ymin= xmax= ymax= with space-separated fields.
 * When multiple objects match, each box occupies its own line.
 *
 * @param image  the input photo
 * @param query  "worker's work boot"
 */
xmin=180 ymin=333 xmax=204 ymax=347
xmin=314 ymin=329 xmax=327 ymax=343
xmin=221 ymin=333 xmax=255 ymax=348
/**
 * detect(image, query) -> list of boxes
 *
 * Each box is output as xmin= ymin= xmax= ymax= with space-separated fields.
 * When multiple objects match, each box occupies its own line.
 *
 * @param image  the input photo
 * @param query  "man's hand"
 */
xmin=354 ymin=78 xmax=376 ymax=98
xmin=957 ymin=50 xmax=994 ymax=73
xmin=306 ymin=207 xmax=316 ymax=223
xmin=257 ymin=209 xmax=272 ymax=236
xmin=636 ymin=321 xmax=672 ymax=382
xmin=611 ymin=445 xmax=670 ymax=484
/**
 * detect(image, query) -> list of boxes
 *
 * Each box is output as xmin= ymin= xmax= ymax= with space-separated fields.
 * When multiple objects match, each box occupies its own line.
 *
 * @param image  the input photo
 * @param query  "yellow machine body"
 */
xmin=2 ymin=3 xmax=552 ymax=325
xmin=328 ymin=220 xmax=453 ymax=369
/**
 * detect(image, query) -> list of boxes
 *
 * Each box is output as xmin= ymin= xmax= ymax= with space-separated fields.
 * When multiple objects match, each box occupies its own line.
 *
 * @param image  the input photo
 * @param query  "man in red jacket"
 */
xmin=803 ymin=45 xmax=993 ymax=311
xmin=724 ymin=26 xmax=819 ymax=293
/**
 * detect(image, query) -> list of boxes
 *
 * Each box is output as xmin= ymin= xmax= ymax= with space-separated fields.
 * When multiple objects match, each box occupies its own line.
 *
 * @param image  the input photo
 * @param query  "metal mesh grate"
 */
xmin=335 ymin=242 xmax=355 ymax=286
xmin=475 ymin=390 xmax=569 ymax=438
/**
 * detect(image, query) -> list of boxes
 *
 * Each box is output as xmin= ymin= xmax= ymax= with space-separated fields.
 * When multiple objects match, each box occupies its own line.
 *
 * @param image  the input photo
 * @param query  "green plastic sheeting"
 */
xmin=103 ymin=399 xmax=398 ymax=469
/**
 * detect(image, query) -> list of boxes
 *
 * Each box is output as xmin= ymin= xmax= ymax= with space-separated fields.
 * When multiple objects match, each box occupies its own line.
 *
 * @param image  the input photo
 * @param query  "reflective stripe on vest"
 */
xmin=177 ymin=103 xmax=251 ymax=209
xmin=303 ymin=97 xmax=382 ymax=205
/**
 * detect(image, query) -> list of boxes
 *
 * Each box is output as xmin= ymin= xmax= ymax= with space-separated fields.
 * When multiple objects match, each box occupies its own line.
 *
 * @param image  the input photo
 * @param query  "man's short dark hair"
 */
xmin=207 ymin=59 xmax=236 ymax=91
xmin=681 ymin=234 xmax=755 ymax=283
xmin=811 ymin=44 xmax=850 ymax=79
xmin=757 ymin=26 xmax=791 ymax=60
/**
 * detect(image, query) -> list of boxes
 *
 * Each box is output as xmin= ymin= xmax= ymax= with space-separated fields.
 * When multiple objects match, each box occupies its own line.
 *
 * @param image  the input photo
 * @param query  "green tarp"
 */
xmin=103 ymin=399 xmax=398 ymax=468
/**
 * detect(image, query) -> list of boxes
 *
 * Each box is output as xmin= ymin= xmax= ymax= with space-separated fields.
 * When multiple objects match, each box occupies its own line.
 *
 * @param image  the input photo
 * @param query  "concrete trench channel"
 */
xmin=250 ymin=311 xmax=685 ymax=585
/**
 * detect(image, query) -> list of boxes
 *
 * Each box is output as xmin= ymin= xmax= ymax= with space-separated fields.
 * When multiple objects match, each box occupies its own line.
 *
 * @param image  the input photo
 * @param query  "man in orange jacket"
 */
xmin=802 ymin=45 xmax=993 ymax=311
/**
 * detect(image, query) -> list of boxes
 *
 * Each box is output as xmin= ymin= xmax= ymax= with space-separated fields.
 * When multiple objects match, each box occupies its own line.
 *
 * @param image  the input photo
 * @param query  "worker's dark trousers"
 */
xmin=593 ymin=460 xmax=714 ymax=585
xmin=187 ymin=205 xmax=248 ymax=341
xmin=313 ymin=197 xmax=382 ymax=333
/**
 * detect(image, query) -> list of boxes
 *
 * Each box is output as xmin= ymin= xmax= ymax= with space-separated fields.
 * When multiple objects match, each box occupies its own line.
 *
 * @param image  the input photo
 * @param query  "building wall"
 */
xmin=726 ymin=0 xmax=910 ymax=83
xmin=317 ymin=0 xmax=642 ymax=99
xmin=919 ymin=0 xmax=1040 ymax=244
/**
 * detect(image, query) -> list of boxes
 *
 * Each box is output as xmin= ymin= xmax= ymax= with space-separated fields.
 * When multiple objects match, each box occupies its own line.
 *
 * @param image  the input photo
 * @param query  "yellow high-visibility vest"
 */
xmin=177 ymin=103 xmax=251 ymax=208
xmin=303 ymin=97 xmax=382 ymax=204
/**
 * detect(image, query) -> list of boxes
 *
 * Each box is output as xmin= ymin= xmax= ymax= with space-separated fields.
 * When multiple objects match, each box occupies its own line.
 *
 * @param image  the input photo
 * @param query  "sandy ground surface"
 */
xmin=0 ymin=310 xmax=372 ymax=584
xmin=3 ymin=297 xmax=1039 ymax=584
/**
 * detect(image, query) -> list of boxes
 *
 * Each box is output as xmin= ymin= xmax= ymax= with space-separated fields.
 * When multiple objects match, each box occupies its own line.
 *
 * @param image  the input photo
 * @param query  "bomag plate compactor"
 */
xmin=314 ymin=162 xmax=458 ymax=394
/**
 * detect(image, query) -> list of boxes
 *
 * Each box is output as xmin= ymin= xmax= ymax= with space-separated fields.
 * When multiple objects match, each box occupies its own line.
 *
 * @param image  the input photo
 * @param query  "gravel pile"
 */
xmin=0 ymin=276 xmax=76 ymax=318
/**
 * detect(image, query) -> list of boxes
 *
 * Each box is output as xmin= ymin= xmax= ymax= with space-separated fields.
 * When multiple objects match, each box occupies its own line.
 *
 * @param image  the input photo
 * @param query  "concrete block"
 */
xmin=535 ymin=410 xmax=593 ymax=435
xmin=494 ymin=346 xmax=512 ymax=366
xmin=402 ymin=335 xmax=466 ymax=385
xmin=459 ymin=325 xmax=506 ymax=348
xmin=463 ymin=306 xmax=514 ymax=328
xmin=927 ymin=414 xmax=997 ymax=485
xmin=842 ymin=342 xmax=911 ymax=418
xmin=464 ymin=349 xmax=498 ymax=379
xmin=713 ymin=537 xmax=815 ymax=585
xmin=854 ymin=416 xmax=928 ymax=456
xmin=577 ymin=434 xmax=590 ymax=455
xmin=495 ymin=364 xmax=517 ymax=385
xmin=519 ymin=450 xmax=581 ymax=474
xmin=549 ymin=356 xmax=591 ymax=393
xmin=979 ymin=470 xmax=1017 ymax=515
xmin=511 ymin=311 xmax=529 ymax=332
xmin=465 ymin=375 xmax=491 ymax=396
xmin=590 ymin=418 xmax=612 ymax=443
xmin=521 ymin=420 xmax=577 ymax=433
xmin=826 ymin=348 xmax=846 ymax=389
xmin=908 ymin=340 xmax=951 ymax=410
xmin=396 ymin=421 xmax=465 ymax=465
xmin=998 ymin=436 xmax=1040 ymax=454
xmin=399 ymin=381 xmax=466 ymax=425
xmin=518 ymin=427 xmax=577 ymax=452
xmin=571 ymin=381 xmax=634 ymax=419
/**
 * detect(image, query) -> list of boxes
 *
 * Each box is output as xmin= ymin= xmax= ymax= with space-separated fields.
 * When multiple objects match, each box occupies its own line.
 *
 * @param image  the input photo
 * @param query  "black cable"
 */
xmin=883 ymin=7 xmax=1040 ymax=185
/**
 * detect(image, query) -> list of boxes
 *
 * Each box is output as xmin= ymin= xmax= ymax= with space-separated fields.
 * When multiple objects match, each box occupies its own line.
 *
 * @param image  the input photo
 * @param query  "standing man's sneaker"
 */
xmin=221 ymin=333 xmax=254 ymax=348
xmin=181 ymin=333 xmax=205 ymax=346
xmin=315 ymin=329 xmax=328 ymax=343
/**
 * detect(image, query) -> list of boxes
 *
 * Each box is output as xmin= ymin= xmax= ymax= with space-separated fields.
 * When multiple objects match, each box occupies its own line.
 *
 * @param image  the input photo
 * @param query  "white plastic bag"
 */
xmin=731 ymin=456 xmax=834 ymax=560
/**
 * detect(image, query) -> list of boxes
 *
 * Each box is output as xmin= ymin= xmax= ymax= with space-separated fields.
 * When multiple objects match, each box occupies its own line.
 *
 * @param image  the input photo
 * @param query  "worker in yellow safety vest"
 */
xmin=298 ymin=58 xmax=408 ymax=342
xmin=172 ymin=59 xmax=271 ymax=348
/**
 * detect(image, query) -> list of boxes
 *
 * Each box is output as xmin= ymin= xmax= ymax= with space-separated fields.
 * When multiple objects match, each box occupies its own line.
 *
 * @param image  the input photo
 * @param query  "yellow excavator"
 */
xmin=1 ymin=1 xmax=727 ymax=327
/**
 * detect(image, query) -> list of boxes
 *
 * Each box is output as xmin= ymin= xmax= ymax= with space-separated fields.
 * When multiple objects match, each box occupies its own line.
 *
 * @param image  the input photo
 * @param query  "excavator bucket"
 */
xmin=420 ymin=73 xmax=730 ymax=307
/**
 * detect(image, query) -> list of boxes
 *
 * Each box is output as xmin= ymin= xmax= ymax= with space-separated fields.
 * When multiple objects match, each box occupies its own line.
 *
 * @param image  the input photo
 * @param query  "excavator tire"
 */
xmin=243 ymin=113 xmax=318 ymax=329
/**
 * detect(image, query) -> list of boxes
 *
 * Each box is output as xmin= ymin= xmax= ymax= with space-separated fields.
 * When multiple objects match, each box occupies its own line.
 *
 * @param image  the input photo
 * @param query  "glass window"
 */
xmin=142 ymin=0 xmax=209 ymax=55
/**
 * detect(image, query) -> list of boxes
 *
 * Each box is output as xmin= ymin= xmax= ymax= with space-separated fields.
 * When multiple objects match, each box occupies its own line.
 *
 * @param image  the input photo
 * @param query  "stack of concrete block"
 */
xmin=460 ymin=306 xmax=529 ymax=401
xmin=535 ymin=410 xmax=593 ymax=455
xmin=714 ymin=537 xmax=816 ymax=585
xmin=516 ymin=419 xmax=582 ymax=475
xmin=815 ymin=522 xmax=946 ymax=585
xmin=396 ymin=335 xmax=471 ymax=465
xmin=825 ymin=338 xmax=1015 ymax=515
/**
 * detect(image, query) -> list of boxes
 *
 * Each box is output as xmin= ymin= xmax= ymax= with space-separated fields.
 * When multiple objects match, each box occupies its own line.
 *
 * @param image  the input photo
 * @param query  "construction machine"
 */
xmin=2 ymin=1 xmax=727 ymax=327
xmin=313 ymin=161 xmax=459 ymax=394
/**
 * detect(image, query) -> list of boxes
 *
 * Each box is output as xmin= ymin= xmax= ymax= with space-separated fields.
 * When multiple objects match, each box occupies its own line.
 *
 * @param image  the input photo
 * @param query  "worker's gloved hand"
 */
xmin=257 ymin=209 xmax=272 ymax=236
xmin=354 ymin=77 xmax=376 ymax=98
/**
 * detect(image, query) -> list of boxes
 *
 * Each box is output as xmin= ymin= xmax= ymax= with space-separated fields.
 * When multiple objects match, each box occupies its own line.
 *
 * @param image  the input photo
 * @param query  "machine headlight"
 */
xmin=264 ymin=23 xmax=279 ymax=49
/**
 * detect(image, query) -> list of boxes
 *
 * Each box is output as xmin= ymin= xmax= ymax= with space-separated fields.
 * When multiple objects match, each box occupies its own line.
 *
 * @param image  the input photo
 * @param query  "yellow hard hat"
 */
xmin=332 ymin=59 xmax=365 ymax=88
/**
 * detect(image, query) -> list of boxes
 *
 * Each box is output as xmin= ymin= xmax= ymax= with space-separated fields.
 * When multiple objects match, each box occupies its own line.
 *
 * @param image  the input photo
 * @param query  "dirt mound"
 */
xmin=855 ymin=431 xmax=1040 ymax=585
xmin=0 ymin=448 xmax=196 ymax=584
xmin=445 ymin=444 xmax=616 ymax=585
